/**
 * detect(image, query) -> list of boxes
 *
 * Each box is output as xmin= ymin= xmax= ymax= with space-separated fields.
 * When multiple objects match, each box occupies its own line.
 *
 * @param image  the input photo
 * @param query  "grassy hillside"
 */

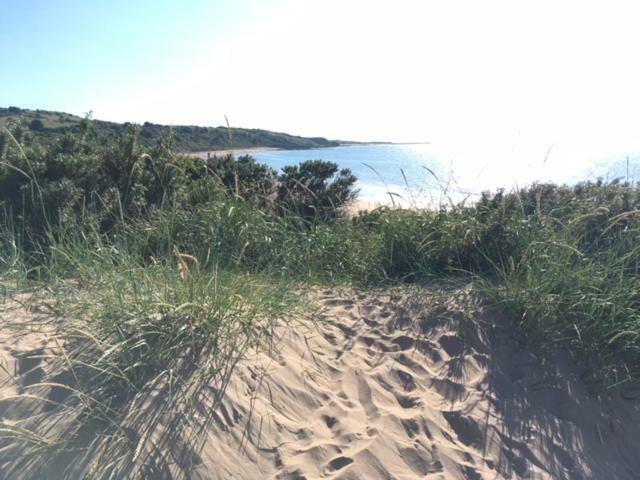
xmin=0 ymin=106 xmax=340 ymax=152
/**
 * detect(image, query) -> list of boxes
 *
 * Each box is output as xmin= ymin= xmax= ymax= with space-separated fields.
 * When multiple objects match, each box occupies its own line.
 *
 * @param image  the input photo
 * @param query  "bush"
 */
xmin=277 ymin=159 xmax=358 ymax=221
xmin=206 ymin=154 xmax=277 ymax=203
xmin=28 ymin=119 xmax=45 ymax=131
xmin=0 ymin=124 xmax=359 ymax=245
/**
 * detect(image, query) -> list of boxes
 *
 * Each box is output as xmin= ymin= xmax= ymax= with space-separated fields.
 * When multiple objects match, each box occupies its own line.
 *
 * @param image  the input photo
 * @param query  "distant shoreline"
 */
xmin=190 ymin=142 xmax=430 ymax=158
xmin=338 ymin=141 xmax=430 ymax=146
xmin=191 ymin=147 xmax=283 ymax=158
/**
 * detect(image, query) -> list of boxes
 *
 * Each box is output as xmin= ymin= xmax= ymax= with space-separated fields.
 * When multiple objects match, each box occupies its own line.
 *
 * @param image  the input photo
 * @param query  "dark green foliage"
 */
xmin=28 ymin=119 xmax=44 ymax=131
xmin=206 ymin=154 xmax=277 ymax=202
xmin=277 ymin=160 xmax=358 ymax=221
xmin=0 ymin=122 xmax=355 ymax=241
xmin=0 ymin=106 xmax=340 ymax=152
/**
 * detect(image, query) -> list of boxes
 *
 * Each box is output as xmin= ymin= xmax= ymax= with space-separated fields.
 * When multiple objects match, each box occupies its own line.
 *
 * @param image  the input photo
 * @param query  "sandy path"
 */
xmin=2 ymin=286 xmax=640 ymax=479
xmin=191 ymin=287 xmax=640 ymax=479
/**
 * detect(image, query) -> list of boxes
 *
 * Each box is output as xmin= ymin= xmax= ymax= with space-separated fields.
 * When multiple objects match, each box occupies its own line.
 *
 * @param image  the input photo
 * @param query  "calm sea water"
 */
xmin=253 ymin=144 xmax=640 ymax=206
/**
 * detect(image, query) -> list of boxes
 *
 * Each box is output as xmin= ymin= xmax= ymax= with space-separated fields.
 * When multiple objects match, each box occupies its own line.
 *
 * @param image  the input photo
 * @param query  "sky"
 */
xmin=2 ymin=0 xmax=640 ymax=168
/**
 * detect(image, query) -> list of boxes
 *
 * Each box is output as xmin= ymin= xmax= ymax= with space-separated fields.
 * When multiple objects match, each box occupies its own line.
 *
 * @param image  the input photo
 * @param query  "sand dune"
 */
xmin=2 ymin=286 xmax=640 ymax=479
xmin=192 ymin=286 xmax=640 ymax=479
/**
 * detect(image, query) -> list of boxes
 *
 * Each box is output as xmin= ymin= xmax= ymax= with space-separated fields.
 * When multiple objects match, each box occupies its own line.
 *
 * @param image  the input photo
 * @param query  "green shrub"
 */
xmin=206 ymin=154 xmax=277 ymax=203
xmin=277 ymin=159 xmax=358 ymax=221
xmin=28 ymin=119 xmax=44 ymax=131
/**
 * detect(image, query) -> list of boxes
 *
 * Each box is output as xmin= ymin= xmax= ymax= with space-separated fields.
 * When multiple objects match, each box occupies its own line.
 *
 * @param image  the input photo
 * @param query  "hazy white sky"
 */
xmin=3 ymin=0 xmax=640 ymax=168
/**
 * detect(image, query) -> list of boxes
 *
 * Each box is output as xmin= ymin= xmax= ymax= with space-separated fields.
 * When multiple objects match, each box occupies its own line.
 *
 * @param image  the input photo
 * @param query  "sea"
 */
xmin=252 ymin=144 xmax=640 ymax=207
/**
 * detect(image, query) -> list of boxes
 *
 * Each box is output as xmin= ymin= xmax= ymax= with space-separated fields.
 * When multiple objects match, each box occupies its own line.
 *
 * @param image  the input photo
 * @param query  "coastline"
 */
xmin=189 ymin=142 xmax=430 ymax=159
xmin=190 ymin=146 xmax=283 ymax=158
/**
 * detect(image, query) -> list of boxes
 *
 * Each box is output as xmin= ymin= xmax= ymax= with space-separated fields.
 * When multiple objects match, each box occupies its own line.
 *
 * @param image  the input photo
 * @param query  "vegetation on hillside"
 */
xmin=0 ymin=106 xmax=340 ymax=152
xmin=1 ymin=121 xmax=639 ymax=477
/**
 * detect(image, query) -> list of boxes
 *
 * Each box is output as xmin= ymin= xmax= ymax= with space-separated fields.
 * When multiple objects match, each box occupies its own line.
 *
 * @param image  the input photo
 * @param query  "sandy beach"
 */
xmin=190 ymin=147 xmax=282 ymax=159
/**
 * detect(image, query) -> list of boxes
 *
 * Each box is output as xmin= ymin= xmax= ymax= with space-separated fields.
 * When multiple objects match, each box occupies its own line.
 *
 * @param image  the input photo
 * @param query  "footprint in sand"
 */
xmin=399 ymin=446 xmax=438 ymax=476
xmin=394 ymin=368 xmax=417 ymax=392
xmin=395 ymin=393 xmax=421 ymax=409
xmin=322 ymin=414 xmax=338 ymax=429
xmin=438 ymin=334 xmax=465 ymax=357
xmin=401 ymin=418 xmax=420 ymax=438
xmin=356 ymin=374 xmax=379 ymax=419
xmin=326 ymin=455 xmax=354 ymax=472
xmin=442 ymin=411 xmax=483 ymax=449
xmin=14 ymin=348 xmax=45 ymax=388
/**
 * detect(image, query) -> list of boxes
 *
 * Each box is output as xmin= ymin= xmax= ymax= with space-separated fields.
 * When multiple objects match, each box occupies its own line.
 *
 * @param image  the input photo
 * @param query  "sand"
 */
xmin=2 ymin=286 xmax=640 ymax=479
xmin=194 ymin=287 xmax=640 ymax=479
xmin=190 ymin=147 xmax=282 ymax=159
xmin=344 ymin=198 xmax=385 ymax=215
